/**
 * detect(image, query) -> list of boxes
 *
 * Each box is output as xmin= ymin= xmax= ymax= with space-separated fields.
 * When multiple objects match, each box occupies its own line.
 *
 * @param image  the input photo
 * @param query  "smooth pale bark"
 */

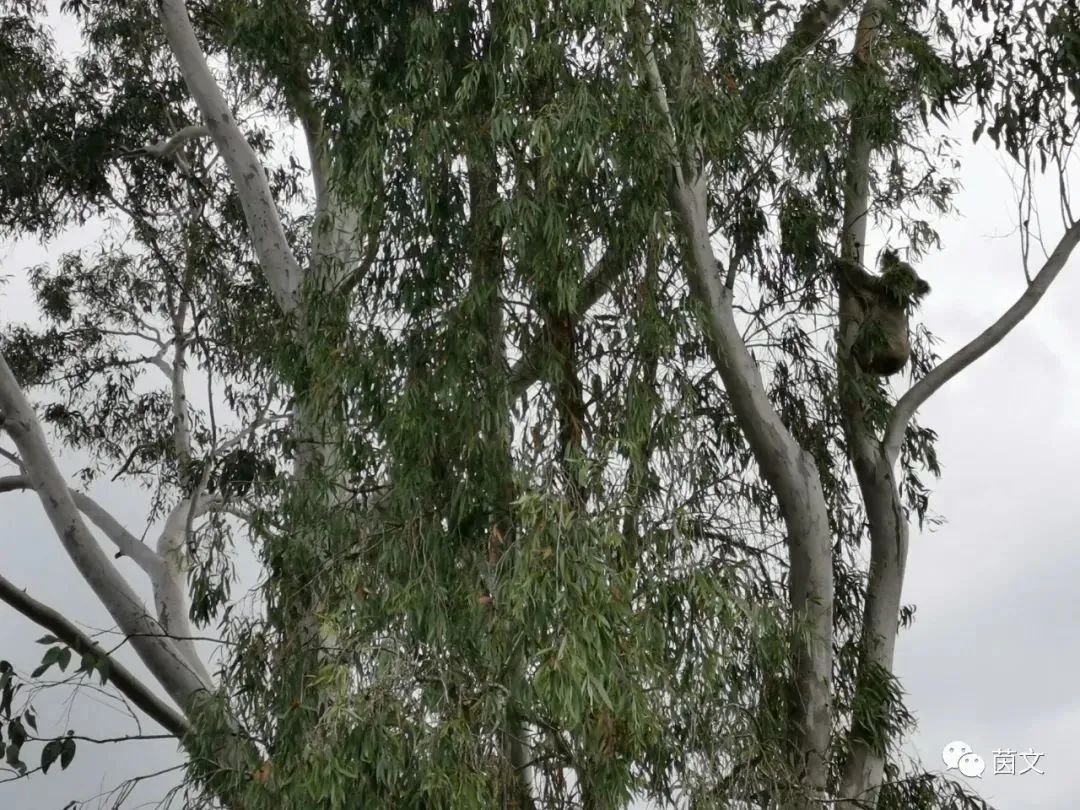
xmin=168 ymin=310 xmax=193 ymax=466
xmin=135 ymin=124 xmax=210 ymax=159
xmin=157 ymin=0 xmax=363 ymax=488
xmin=0 ymin=472 xmax=213 ymax=687
xmin=0 ymin=354 xmax=212 ymax=716
xmin=155 ymin=495 xmax=218 ymax=687
xmin=145 ymin=1 xmax=1080 ymax=806
xmin=630 ymin=6 xmax=833 ymax=800
xmin=71 ymin=488 xmax=162 ymax=573
xmin=159 ymin=8 xmax=373 ymax=777
xmin=835 ymin=2 xmax=907 ymax=803
xmin=840 ymin=223 xmax=1080 ymax=806
xmin=0 ymin=465 xmax=257 ymax=801
xmin=158 ymin=0 xmax=302 ymax=314
xmin=673 ymin=178 xmax=834 ymax=799
xmin=884 ymin=218 xmax=1080 ymax=464
xmin=841 ymin=215 xmax=1080 ymax=805
xmin=836 ymin=1 xmax=1080 ymax=802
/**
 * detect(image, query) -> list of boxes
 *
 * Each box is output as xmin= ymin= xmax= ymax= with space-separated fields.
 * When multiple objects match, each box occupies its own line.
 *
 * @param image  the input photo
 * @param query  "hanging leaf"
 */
xmin=76 ymin=653 xmax=95 ymax=675
xmin=41 ymin=739 xmax=62 ymax=774
xmin=60 ymin=735 xmax=76 ymax=770
xmin=8 ymin=718 xmax=26 ymax=747
xmin=31 ymin=646 xmax=63 ymax=678
xmin=5 ymin=741 xmax=26 ymax=775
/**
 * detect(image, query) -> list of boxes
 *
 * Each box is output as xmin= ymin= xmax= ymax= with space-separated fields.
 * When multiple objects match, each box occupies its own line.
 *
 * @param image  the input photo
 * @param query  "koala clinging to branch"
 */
xmin=835 ymin=249 xmax=931 ymax=376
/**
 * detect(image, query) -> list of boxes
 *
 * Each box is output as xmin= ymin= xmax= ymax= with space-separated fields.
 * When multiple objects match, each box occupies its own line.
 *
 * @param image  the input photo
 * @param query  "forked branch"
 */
xmin=884 ymin=218 xmax=1080 ymax=464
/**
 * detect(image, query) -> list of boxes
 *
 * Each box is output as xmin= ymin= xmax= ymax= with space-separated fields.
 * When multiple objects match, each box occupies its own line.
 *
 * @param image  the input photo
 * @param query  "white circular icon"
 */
xmin=958 ymin=752 xmax=985 ymax=778
xmin=942 ymin=740 xmax=972 ymax=769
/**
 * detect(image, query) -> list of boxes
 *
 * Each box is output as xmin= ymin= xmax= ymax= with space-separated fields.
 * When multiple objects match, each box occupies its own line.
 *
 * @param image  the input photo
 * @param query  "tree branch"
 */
xmin=131 ymin=125 xmax=210 ymax=160
xmin=507 ymin=218 xmax=631 ymax=398
xmin=884 ymin=218 xmax=1080 ymax=464
xmin=629 ymin=4 xmax=834 ymax=801
xmin=835 ymin=2 xmax=915 ymax=802
xmin=73 ymin=491 xmax=162 ymax=572
xmin=0 ymin=476 xmax=163 ymax=573
xmin=0 ymin=572 xmax=189 ymax=738
xmin=155 ymin=494 xmax=218 ymax=686
xmin=158 ymin=0 xmax=302 ymax=313
xmin=773 ymin=0 xmax=856 ymax=66
xmin=0 ymin=351 xmax=213 ymax=715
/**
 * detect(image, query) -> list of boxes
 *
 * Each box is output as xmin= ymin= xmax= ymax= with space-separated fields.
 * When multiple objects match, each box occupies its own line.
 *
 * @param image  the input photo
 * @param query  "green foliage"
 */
xmin=2 ymin=0 xmax=1074 ymax=807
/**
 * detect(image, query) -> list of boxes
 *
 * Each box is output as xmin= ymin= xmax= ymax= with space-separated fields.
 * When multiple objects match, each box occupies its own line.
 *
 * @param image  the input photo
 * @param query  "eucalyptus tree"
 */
xmin=1 ymin=0 xmax=1078 ymax=809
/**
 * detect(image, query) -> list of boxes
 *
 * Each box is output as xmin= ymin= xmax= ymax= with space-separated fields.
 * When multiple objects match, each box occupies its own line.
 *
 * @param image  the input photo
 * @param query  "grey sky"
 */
xmin=3 ymin=13 xmax=1080 ymax=810
xmin=893 ymin=155 xmax=1080 ymax=808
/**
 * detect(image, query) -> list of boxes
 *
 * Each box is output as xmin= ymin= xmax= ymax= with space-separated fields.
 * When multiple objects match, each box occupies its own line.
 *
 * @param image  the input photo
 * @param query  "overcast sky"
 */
xmin=891 ymin=150 xmax=1080 ymax=809
xmin=3 ymin=12 xmax=1080 ymax=810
